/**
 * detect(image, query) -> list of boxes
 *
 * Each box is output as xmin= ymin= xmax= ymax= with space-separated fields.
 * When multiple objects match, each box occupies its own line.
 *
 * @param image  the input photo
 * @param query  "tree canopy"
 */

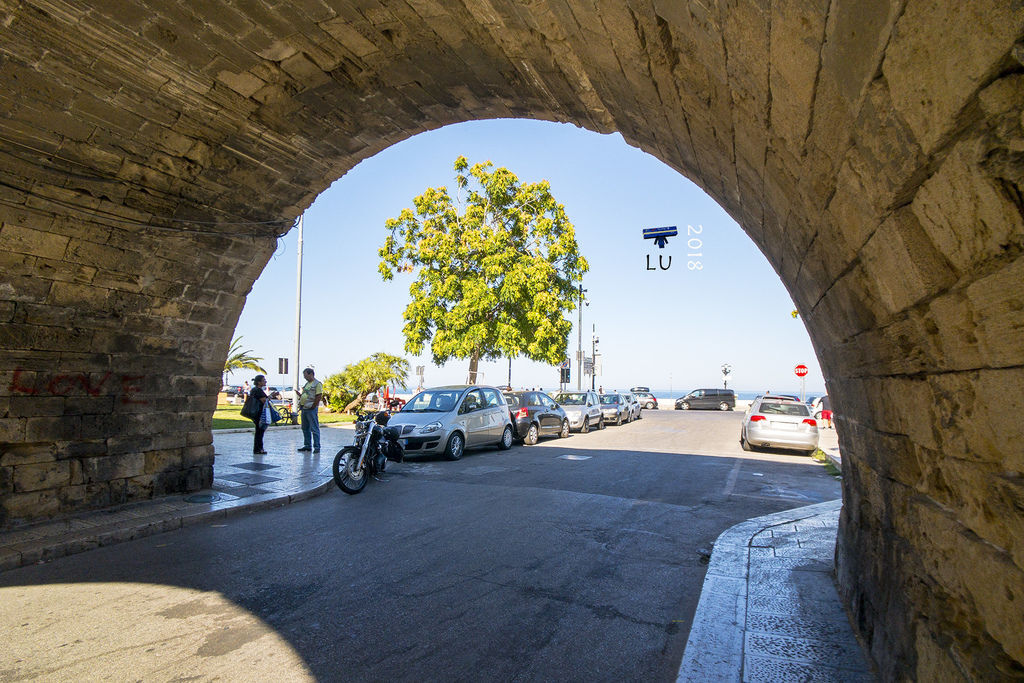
xmin=379 ymin=156 xmax=589 ymax=382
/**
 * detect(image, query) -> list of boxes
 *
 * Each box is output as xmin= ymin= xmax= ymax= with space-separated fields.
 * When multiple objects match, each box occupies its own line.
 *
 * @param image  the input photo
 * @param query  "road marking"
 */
xmin=722 ymin=459 xmax=742 ymax=497
xmin=559 ymin=454 xmax=592 ymax=460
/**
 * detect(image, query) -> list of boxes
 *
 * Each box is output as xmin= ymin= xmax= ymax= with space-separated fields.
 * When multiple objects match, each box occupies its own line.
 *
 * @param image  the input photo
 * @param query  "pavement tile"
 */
xmin=744 ymin=654 xmax=873 ymax=683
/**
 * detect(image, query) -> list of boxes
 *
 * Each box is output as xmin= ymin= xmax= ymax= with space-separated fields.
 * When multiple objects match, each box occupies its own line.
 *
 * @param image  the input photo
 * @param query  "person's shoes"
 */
xmin=297 ymin=446 xmax=312 ymax=451
xmin=313 ymin=448 xmax=320 ymax=453
xmin=254 ymin=450 xmax=267 ymax=455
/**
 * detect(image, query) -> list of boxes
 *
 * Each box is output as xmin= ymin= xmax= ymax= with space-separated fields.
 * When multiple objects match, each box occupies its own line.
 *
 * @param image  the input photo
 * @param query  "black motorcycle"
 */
xmin=333 ymin=410 xmax=405 ymax=494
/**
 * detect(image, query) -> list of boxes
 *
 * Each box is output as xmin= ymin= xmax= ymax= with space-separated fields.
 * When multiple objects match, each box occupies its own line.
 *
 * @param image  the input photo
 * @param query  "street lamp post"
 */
xmin=591 ymin=326 xmax=599 ymax=391
xmin=577 ymin=283 xmax=587 ymax=390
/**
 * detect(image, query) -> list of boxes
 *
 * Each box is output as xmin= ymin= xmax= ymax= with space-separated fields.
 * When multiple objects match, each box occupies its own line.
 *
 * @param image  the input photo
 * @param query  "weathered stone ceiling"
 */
xmin=1 ymin=1 xmax=1023 ymax=679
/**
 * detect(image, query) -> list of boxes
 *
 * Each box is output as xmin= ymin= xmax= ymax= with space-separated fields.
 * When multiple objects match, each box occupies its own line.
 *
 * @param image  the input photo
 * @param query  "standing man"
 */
xmin=297 ymin=367 xmax=323 ymax=453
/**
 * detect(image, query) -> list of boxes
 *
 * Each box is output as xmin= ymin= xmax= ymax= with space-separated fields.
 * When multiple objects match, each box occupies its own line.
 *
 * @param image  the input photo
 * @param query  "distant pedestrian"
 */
xmin=599 ymin=385 xmax=603 ymax=394
xmin=297 ymin=368 xmax=324 ymax=453
xmin=820 ymin=396 xmax=833 ymax=429
xmin=243 ymin=380 xmax=250 ymax=400
xmin=248 ymin=375 xmax=269 ymax=454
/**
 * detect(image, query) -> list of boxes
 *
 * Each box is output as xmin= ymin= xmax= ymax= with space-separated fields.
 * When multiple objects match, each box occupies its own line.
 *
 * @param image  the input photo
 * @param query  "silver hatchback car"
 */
xmin=552 ymin=390 xmax=604 ymax=433
xmin=387 ymin=385 xmax=514 ymax=460
xmin=740 ymin=396 xmax=819 ymax=455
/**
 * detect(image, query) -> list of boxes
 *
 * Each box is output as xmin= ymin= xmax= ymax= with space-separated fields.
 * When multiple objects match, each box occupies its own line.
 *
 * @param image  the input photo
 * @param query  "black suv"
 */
xmin=676 ymin=388 xmax=736 ymax=411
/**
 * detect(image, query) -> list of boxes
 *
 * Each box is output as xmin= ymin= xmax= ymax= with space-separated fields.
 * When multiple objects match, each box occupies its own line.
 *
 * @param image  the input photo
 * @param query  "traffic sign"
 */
xmin=794 ymin=364 xmax=809 ymax=377
xmin=559 ymin=359 xmax=570 ymax=369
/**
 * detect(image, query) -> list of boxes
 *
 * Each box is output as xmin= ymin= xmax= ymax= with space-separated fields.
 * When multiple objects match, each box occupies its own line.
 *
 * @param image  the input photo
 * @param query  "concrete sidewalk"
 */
xmin=677 ymin=498 xmax=874 ymax=681
xmin=0 ymin=424 xmax=354 ymax=571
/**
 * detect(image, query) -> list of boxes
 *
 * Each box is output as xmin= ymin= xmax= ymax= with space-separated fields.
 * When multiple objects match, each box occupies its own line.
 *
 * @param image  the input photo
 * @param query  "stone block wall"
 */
xmin=0 ymin=0 xmax=1022 ymax=678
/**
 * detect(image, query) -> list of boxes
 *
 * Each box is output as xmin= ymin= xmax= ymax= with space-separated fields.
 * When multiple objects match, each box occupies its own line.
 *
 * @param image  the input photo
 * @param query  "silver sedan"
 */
xmin=740 ymin=396 xmax=819 ymax=455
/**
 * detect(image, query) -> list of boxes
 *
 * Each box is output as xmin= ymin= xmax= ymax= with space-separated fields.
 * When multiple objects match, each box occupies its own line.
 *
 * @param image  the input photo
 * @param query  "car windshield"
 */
xmin=758 ymin=401 xmax=810 ymax=416
xmin=401 ymin=389 xmax=462 ymax=413
xmin=555 ymin=393 xmax=586 ymax=405
xmin=503 ymin=394 xmax=521 ymax=408
xmin=600 ymin=395 xmax=620 ymax=404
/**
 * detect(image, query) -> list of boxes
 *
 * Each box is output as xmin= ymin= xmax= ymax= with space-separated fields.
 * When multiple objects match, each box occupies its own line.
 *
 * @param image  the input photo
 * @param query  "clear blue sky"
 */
xmin=229 ymin=119 xmax=826 ymax=397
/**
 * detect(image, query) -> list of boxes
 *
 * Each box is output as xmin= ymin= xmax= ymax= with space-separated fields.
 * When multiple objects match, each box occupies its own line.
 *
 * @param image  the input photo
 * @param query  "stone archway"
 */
xmin=1 ymin=1 xmax=1021 ymax=678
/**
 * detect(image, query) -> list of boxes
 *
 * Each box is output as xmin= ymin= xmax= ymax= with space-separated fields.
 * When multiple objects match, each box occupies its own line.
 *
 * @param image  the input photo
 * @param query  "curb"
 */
xmin=676 ymin=499 xmax=844 ymax=682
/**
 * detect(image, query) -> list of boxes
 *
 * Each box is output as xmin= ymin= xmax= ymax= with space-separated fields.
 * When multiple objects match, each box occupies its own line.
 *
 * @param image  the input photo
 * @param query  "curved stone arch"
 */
xmin=0 ymin=1 xmax=1022 ymax=678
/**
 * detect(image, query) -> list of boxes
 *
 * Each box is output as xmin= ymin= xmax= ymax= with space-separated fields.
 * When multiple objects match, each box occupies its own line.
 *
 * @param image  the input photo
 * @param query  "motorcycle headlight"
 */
xmin=419 ymin=421 xmax=443 ymax=434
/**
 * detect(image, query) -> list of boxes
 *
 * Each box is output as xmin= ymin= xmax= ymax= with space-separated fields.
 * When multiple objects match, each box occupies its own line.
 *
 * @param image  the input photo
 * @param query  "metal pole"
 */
xmin=591 ymin=324 xmax=596 ymax=391
xmin=577 ymin=283 xmax=583 ymax=390
xmin=507 ymin=356 xmax=512 ymax=389
xmin=291 ymin=214 xmax=303 ymax=411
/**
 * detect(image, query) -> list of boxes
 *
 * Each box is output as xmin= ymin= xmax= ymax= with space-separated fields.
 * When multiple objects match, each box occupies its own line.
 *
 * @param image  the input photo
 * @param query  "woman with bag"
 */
xmin=244 ymin=374 xmax=270 ymax=454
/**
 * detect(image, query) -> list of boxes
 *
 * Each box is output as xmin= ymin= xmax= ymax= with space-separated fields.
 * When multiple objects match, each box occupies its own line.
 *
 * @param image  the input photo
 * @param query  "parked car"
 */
xmin=387 ymin=385 xmax=514 ymax=460
xmin=676 ymin=388 xmax=736 ymax=411
xmin=630 ymin=387 xmax=659 ymax=410
xmin=552 ymin=390 xmax=604 ymax=433
xmin=598 ymin=393 xmax=630 ymax=425
xmin=503 ymin=390 xmax=570 ymax=444
xmin=740 ymin=396 xmax=819 ymax=455
xmin=221 ymin=385 xmax=243 ymax=396
xmin=622 ymin=392 xmax=642 ymax=420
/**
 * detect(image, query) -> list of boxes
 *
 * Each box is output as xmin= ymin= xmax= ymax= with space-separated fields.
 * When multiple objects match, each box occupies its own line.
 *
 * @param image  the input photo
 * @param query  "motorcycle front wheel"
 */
xmin=333 ymin=446 xmax=367 ymax=494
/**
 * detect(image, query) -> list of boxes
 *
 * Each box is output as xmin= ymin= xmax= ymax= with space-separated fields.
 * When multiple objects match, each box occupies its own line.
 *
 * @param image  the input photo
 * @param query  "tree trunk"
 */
xmin=344 ymin=391 xmax=369 ymax=413
xmin=467 ymin=352 xmax=480 ymax=384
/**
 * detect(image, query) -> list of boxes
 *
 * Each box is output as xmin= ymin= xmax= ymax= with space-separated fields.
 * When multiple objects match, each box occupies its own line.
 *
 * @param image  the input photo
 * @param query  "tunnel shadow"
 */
xmin=0 ymin=443 xmax=841 ymax=680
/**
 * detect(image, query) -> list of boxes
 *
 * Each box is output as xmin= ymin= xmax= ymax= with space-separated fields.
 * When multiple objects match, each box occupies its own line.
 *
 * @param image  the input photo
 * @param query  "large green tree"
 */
xmin=379 ymin=156 xmax=589 ymax=383
xmin=325 ymin=352 xmax=410 ymax=413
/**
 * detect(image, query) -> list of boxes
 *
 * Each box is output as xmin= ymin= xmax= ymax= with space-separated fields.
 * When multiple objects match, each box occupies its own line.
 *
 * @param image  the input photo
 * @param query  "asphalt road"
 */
xmin=1 ymin=410 xmax=842 ymax=682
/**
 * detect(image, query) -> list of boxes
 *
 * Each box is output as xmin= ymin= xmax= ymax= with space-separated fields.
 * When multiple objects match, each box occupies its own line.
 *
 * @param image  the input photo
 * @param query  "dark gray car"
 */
xmin=504 ymin=390 xmax=570 ymax=444
xmin=676 ymin=388 xmax=736 ymax=411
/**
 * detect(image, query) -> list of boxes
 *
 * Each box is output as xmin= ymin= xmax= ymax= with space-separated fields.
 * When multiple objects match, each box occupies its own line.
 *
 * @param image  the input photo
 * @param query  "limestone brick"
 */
xmin=13 ymin=461 xmax=71 ymax=492
xmin=883 ymin=0 xmax=1024 ymax=154
xmin=82 ymin=453 xmax=145 ymax=483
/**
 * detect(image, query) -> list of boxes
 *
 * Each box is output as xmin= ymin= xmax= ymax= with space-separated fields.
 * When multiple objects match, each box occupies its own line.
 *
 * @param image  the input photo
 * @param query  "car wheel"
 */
xmin=443 ymin=432 xmax=464 ymax=461
xmin=559 ymin=419 xmax=570 ymax=438
xmin=524 ymin=423 xmax=539 ymax=445
xmin=616 ymin=413 xmax=622 ymax=426
xmin=498 ymin=425 xmax=514 ymax=450
xmin=719 ymin=401 xmax=730 ymax=411
xmin=740 ymin=432 xmax=753 ymax=452
xmin=645 ymin=401 xmax=655 ymax=409
xmin=814 ymin=411 xmax=823 ymax=420
xmin=680 ymin=401 xmax=691 ymax=410
xmin=580 ymin=417 xmax=590 ymax=434
xmin=598 ymin=416 xmax=605 ymax=430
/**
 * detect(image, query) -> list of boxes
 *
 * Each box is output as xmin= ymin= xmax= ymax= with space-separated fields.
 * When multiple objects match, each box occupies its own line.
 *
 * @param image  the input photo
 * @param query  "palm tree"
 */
xmin=223 ymin=336 xmax=267 ymax=384
xmin=338 ymin=352 xmax=410 ymax=413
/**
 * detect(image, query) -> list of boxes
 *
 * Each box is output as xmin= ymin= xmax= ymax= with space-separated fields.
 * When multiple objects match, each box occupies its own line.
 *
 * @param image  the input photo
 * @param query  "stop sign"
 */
xmin=794 ymin=364 xmax=809 ymax=377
